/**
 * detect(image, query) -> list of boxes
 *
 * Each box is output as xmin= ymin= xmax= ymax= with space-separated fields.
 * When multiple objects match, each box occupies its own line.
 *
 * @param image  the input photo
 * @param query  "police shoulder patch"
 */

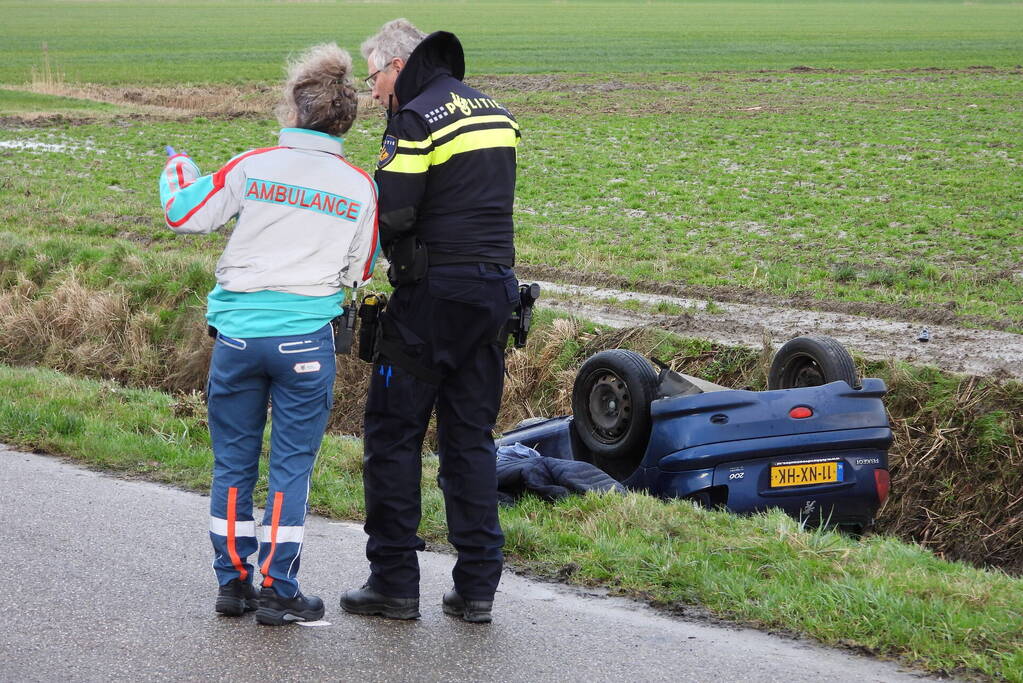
xmin=377 ymin=135 xmax=398 ymax=169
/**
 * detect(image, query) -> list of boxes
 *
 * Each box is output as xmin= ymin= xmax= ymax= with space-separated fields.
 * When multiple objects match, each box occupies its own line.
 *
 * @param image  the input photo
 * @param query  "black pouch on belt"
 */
xmin=330 ymin=287 xmax=360 ymax=355
xmin=386 ymin=234 xmax=428 ymax=287
xmin=331 ymin=307 xmax=356 ymax=354
xmin=357 ymin=293 xmax=387 ymax=362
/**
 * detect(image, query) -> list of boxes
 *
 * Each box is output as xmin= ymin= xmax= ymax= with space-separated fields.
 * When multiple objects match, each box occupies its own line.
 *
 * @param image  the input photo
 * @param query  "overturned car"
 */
xmin=497 ymin=335 xmax=892 ymax=532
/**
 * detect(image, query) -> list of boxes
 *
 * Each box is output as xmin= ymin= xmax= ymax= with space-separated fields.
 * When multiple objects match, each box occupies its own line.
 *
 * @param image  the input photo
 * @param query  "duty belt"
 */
xmin=427 ymin=250 xmax=513 ymax=268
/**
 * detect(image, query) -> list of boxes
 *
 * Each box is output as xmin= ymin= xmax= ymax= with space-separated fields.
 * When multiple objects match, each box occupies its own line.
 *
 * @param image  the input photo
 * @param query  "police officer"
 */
xmin=159 ymin=44 xmax=378 ymax=625
xmin=339 ymin=19 xmax=520 ymax=623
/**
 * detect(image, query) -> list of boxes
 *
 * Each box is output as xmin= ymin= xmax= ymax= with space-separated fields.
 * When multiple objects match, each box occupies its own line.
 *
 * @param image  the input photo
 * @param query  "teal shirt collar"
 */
xmin=278 ymin=128 xmax=344 ymax=155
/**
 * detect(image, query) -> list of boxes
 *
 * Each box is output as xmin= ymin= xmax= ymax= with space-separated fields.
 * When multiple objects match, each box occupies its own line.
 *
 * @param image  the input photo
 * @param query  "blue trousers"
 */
xmin=207 ymin=324 xmax=335 ymax=598
xmin=363 ymin=263 xmax=518 ymax=601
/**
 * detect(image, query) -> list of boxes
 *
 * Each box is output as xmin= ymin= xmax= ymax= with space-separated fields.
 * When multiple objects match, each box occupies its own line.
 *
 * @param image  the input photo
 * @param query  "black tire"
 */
xmin=571 ymin=350 xmax=659 ymax=481
xmin=768 ymin=335 xmax=859 ymax=390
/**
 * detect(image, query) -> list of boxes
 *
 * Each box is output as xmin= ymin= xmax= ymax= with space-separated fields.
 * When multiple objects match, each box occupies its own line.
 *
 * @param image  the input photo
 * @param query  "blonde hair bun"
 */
xmin=277 ymin=43 xmax=358 ymax=137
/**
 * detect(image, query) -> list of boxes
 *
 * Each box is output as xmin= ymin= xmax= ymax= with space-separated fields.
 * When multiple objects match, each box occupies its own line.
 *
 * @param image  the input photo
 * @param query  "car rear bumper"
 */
xmin=632 ymin=449 xmax=888 ymax=528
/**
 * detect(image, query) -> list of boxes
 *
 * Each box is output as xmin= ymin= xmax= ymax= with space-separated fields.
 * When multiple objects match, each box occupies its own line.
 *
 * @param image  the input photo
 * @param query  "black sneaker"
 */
xmin=339 ymin=583 xmax=420 ymax=620
xmin=215 ymin=578 xmax=260 ymax=617
xmin=442 ymin=589 xmax=493 ymax=623
xmin=255 ymin=586 xmax=325 ymax=625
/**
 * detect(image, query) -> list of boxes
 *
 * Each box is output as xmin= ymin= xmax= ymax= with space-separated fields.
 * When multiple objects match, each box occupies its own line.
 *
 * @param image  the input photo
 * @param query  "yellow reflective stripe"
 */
xmin=381 ymin=124 xmax=520 ymax=175
xmin=382 ymin=151 xmax=432 ymax=174
xmin=432 ymin=128 xmax=519 ymax=166
xmin=396 ymin=138 xmax=433 ymax=150
xmin=431 ymin=114 xmax=519 ymax=142
xmin=393 ymin=116 xmax=519 ymax=151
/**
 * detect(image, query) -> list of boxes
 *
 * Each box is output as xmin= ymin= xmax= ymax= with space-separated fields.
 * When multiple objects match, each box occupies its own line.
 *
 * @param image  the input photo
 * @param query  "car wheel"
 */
xmin=768 ymin=335 xmax=859 ymax=390
xmin=571 ymin=349 xmax=658 ymax=481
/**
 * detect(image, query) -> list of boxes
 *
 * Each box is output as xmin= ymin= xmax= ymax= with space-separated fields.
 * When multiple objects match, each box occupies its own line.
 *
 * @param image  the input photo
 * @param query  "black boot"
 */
xmin=255 ymin=586 xmax=325 ymax=625
xmin=215 ymin=578 xmax=260 ymax=617
xmin=442 ymin=589 xmax=493 ymax=623
xmin=339 ymin=583 xmax=420 ymax=620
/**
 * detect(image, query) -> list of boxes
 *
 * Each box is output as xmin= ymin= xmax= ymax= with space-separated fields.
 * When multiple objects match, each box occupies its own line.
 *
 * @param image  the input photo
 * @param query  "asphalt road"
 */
xmin=0 ymin=447 xmax=940 ymax=682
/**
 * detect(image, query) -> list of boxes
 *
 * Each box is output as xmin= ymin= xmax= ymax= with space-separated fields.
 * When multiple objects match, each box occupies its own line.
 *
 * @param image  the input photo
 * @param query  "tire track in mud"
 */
xmin=533 ymin=280 xmax=1023 ymax=379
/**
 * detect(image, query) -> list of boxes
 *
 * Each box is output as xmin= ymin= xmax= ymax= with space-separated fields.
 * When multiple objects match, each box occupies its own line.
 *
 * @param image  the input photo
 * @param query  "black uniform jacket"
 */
xmin=375 ymin=31 xmax=520 ymax=266
xmin=495 ymin=452 xmax=627 ymax=504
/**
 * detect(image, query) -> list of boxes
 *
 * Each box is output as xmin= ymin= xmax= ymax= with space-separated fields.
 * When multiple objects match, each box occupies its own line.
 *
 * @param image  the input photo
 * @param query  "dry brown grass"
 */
xmin=11 ymin=80 xmax=382 ymax=119
xmin=0 ymin=271 xmax=210 ymax=391
xmin=28 ymin=42 xmax=66 ymax=96
xmin=325 ymin=351 xmax=372 ymax=436
xmin=499 ymin=317 xmax=581 ymax=426
xmin=878 ymin=365 xmax=1023 ymax=573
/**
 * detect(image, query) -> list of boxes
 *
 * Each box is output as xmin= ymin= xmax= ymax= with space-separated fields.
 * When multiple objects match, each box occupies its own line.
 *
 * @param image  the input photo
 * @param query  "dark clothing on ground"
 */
xmin=494 ymin=444 xmax=627 ymax=504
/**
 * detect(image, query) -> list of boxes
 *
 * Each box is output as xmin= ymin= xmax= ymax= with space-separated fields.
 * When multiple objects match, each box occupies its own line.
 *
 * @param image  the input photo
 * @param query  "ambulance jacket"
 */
xmin=376 ymin=31 xmax=520 ymax=266
xmin=159 ymin=128 xmax=379 ymax=296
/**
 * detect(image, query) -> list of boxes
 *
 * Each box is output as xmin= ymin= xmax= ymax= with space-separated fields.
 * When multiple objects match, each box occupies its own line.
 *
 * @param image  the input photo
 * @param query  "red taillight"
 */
xmin=789 ymin=406 xmax=813 ymax=419
xmin=874 ymin=469 xmax=890 ymax=504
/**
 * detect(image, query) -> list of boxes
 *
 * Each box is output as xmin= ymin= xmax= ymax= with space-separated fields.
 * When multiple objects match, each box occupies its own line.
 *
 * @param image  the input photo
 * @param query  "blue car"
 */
xmin=497 ymin=336 xmax=892 ymax=532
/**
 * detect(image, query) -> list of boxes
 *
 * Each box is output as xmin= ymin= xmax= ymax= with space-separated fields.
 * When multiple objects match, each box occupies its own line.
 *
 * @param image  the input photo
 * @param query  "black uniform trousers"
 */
xmin=363 ymin=262 xmax=518 ymax=601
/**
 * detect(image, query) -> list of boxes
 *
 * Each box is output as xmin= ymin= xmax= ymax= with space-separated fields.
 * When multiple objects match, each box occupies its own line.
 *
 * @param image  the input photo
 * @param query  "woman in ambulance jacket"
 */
xmin=158 ymin=44 xmax=378 ymax=625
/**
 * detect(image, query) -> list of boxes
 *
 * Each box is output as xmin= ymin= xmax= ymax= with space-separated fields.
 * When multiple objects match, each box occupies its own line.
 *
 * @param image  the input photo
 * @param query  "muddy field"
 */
xmin=520 ymin=268 xmax=1023 ymax=380
xmin=10 ymin=66 xmax=1023 ymax=118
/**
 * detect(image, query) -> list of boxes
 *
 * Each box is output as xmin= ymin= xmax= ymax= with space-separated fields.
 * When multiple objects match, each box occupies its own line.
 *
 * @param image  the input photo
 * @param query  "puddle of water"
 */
xmin=0 ymin=139 xmax=105 ymax=154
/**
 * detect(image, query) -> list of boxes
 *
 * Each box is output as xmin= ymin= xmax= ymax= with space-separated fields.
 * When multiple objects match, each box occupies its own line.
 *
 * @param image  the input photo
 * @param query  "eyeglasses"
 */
xmin=363 ymin=64 xmax=392 ymax=89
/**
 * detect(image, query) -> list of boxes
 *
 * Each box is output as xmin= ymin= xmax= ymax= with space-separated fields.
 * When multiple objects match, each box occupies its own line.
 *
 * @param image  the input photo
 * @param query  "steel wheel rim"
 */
xmin=786 ymin=355 xmax=827 ymax=387
xmin=587 ymin=372 xmax=632 ymax=443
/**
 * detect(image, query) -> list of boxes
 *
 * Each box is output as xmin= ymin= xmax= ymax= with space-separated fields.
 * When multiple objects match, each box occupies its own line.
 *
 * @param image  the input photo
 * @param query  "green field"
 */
xmin=2 ymin=2 xmax=1021 ymax=328
xmin=3 ymin=68 xmax=1022 ymax=326
xmin=1 ymin=0 xmax=1022 ymax=84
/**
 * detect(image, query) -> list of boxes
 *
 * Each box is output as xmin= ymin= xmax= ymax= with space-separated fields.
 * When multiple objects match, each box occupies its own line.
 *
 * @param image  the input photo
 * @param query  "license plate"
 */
xmin=770 ymin=461 xmax=843 ymax=487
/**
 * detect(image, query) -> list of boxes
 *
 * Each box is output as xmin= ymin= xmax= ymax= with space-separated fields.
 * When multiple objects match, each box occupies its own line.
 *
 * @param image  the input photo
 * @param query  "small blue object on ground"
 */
xmin=496 ymin=443 xmax=541 ymax=461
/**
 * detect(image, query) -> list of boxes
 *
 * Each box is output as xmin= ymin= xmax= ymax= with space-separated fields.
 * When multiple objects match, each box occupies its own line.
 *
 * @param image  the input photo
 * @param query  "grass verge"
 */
xmin=1 ymin=362 xmax=1020 ymax=681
